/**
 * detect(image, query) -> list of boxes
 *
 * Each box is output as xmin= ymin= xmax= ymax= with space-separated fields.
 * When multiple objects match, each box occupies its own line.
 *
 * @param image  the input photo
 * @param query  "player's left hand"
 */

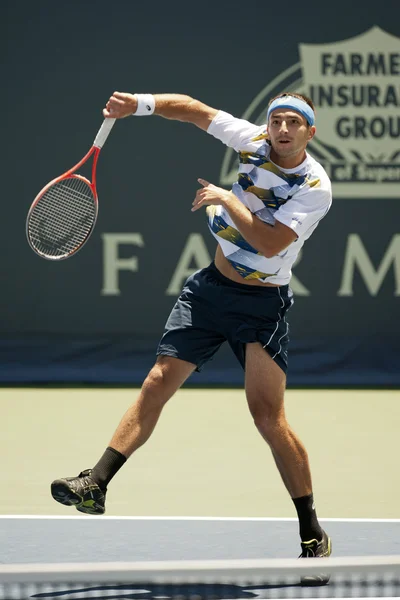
xmin=191 ymin=178 xmax=235 ymax=212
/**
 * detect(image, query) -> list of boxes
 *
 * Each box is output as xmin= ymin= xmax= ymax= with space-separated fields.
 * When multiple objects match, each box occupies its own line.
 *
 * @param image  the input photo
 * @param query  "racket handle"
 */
xmin=93 ymin=118 xmax=116 ymax=148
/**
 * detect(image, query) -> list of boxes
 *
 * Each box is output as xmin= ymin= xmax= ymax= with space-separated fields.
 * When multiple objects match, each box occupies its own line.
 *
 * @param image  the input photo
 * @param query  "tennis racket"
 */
xmin=26 ymin=117 xmax=116 ymax=260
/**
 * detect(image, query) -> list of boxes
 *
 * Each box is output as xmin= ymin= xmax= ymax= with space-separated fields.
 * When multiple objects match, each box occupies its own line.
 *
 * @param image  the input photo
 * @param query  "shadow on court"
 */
xmin=32 ymin=581 xmax=304 ymax=600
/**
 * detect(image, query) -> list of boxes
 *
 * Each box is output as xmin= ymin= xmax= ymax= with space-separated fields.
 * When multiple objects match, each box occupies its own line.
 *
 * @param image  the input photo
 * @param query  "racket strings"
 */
xmin=28 ymin=177 xmax=97 ymax=258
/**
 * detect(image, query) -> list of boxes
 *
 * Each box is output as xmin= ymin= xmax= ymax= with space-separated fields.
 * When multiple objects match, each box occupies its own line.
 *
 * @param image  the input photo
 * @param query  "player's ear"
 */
xmin=308 ymin=125 xmax=316 ymax=141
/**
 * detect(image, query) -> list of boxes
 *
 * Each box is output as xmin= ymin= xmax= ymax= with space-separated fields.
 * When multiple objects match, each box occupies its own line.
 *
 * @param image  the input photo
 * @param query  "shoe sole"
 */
xmin=51 ymin=480 xmax=105 ymax=515
xmin=51 ymin=481 xmax=82 ymax=506
xmin=300 ymin=573 xmax=330 ymax=586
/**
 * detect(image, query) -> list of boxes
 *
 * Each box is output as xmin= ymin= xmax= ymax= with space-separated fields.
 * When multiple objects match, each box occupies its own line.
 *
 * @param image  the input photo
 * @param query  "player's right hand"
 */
xmin=103 ymin=91 xmax=138 ymax=118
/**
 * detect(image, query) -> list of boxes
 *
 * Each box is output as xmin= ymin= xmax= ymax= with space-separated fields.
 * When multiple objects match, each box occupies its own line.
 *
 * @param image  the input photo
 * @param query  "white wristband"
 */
xmin=133 ymin=94 xmax=155 ymax=116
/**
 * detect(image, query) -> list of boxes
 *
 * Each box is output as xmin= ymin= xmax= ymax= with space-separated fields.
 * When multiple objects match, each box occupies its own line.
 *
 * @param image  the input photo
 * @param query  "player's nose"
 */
xmin=279 ymin=120 xmax=289 ymax=133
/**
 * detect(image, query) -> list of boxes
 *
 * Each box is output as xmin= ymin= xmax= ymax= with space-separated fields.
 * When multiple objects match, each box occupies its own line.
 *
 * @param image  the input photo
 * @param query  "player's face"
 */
xmin=267 ymin=109 xmax=316 ymax=168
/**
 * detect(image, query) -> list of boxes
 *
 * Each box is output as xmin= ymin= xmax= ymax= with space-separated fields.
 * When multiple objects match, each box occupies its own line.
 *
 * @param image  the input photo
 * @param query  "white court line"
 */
xmin=0 ymin=515 xmax=399 ymax=522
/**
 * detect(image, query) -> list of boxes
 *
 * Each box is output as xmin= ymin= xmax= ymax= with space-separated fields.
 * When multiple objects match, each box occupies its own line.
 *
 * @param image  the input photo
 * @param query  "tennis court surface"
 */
xmin=1 ymin=516 xmax=400 ymax=599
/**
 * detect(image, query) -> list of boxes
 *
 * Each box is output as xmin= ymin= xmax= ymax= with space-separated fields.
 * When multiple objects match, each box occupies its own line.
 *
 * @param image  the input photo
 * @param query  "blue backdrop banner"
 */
xmin=2 ymin=1 xmax=399 ymax=386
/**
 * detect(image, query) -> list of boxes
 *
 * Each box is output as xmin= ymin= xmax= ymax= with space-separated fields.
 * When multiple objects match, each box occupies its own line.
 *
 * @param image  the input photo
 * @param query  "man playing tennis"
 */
xmin=51 ymin=91 xmax=332 ymax=582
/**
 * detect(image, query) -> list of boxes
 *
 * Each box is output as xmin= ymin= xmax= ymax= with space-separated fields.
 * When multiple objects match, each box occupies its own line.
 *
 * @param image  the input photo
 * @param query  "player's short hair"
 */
xmin=268 ymin=92 xmax=315 ymax=114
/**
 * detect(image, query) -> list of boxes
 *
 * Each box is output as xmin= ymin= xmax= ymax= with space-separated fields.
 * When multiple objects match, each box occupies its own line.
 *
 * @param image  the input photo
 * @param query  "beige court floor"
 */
xmin=0 ymin=388 xmax=399 ymax=518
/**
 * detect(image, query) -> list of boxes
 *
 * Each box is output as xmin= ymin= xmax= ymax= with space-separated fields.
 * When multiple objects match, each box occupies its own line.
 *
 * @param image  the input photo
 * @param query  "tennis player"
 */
xmin=51 ymin=91 xmax=332 ymax=580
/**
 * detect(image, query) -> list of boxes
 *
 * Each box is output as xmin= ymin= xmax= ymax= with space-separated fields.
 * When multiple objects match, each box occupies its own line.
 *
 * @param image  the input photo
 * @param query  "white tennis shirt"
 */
xmin=207 ymin=110 xmax=332 ymax=285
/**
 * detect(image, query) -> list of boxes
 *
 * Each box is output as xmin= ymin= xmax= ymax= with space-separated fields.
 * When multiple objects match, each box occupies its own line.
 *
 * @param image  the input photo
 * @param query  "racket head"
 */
xmin=26 ymin=174 xmax=98 ymax=260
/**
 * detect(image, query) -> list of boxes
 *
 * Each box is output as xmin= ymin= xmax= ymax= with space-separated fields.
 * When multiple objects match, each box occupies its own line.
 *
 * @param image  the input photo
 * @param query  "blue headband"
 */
xmin=267 ymin=96 xmax=315 ymax=126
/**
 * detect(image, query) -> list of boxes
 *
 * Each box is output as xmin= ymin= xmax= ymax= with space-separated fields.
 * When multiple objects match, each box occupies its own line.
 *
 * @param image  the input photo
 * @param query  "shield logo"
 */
xmin=219 ymin=27 xmax=400 ymax=198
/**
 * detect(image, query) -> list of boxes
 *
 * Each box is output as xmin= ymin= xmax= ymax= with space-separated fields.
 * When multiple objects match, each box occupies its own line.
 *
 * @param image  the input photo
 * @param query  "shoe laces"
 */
xmin=299 ymin=539 xmax=318 ymax=558
xmin=78 ymin=469 xmax=93 ymax=478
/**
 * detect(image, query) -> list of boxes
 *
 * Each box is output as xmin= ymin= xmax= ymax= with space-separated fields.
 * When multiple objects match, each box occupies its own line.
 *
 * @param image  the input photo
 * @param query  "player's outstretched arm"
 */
xmin=103 ymin=92 xmax=218 ymax=131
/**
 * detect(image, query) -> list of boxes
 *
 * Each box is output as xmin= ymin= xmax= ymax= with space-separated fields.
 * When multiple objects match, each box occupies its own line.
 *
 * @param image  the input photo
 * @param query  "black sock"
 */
xmin=292 ymin=494 xmax=324 ymax=542
xmin=91 ymin=447 xmax=127 ymax=491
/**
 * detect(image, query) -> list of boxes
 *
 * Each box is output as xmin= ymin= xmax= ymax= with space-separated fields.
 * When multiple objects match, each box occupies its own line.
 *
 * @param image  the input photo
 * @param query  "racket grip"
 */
xmin=93 ymin=118 xmax=116 ymax=148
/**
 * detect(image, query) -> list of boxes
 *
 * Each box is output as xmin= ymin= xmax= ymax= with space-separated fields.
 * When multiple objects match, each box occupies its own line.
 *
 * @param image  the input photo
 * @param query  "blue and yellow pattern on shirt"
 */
xmin=207 ymin=143 xmax=321 ymax=283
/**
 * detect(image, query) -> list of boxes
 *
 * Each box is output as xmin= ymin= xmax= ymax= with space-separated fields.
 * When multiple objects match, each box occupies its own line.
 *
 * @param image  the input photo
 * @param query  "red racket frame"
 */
xmin=26 ymin=118 xmax=115 ymax=260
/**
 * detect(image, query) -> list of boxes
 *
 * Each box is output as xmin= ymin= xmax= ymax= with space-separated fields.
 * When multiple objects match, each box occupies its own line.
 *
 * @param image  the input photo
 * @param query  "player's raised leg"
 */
xmin=51 ymin=356 xmax=196 ymax=514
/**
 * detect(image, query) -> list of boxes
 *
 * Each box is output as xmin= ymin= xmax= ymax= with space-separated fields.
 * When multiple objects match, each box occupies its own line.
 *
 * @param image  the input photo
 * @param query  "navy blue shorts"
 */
xmin=157 ymin=262 xmax=293 ymax=373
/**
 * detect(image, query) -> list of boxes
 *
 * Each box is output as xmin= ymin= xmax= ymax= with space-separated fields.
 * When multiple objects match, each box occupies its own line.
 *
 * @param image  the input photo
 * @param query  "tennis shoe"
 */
xmin=51 ymin=469 xmax=106 ymax=515
xmin=299 ymin=530 xmax=332 ymax=586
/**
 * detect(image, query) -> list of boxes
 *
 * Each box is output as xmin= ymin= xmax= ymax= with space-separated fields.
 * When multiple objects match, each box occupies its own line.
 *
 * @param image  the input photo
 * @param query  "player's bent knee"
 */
xmin=141 ymin=356 xmax=194 ymax=405
xmin=248 ymin=400 xmax=287 ymax=436
xmin=143 ymin=363 xmax=171 ymax=393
